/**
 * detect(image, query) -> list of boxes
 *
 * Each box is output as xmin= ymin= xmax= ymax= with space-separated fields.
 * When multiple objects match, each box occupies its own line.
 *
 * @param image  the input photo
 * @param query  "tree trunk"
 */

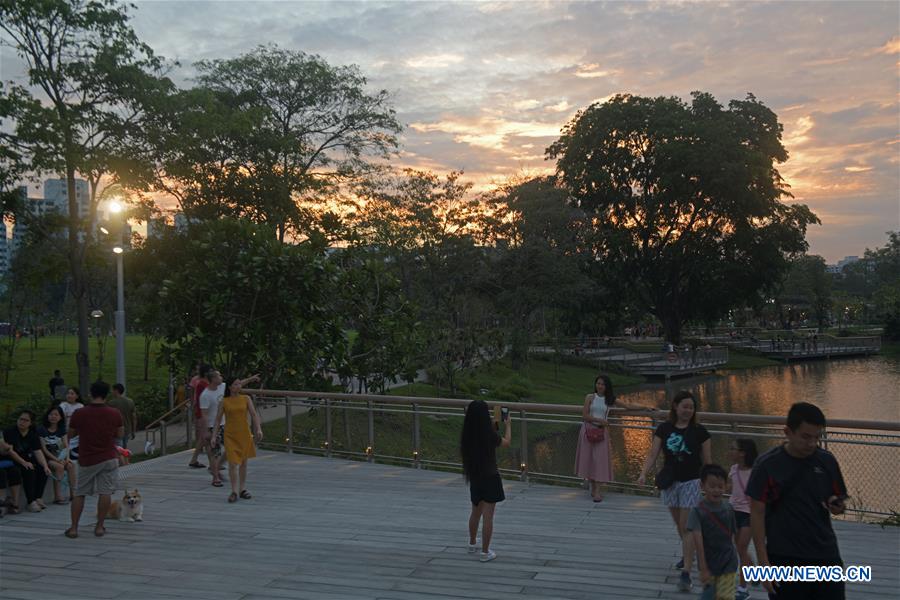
xmin=66 ymin=164 xmax=91 ymax=393
xmin=144 ymin=334 xmax=151 ymax=381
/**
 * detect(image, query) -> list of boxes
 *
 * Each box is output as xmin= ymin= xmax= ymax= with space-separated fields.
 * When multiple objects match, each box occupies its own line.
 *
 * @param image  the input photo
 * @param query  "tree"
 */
xmin=866 ymin=232 xmax=900 ymax=339
xmin=135 ymin=45 xmax=401 ymax=242
xmin=1 ymin=0 xmax=168 ymax=393
xmin=547 ymin=92 xmax=818 ymax=343
xmin=777 ymin=255 xmax=833 ymax=328
xmin=144 ymin=218 xmax=343 ymax=387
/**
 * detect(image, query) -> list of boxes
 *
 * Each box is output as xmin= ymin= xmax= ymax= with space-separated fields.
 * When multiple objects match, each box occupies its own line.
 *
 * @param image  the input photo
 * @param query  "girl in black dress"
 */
xmin=460 ymin=400 xmax=511 ymax=562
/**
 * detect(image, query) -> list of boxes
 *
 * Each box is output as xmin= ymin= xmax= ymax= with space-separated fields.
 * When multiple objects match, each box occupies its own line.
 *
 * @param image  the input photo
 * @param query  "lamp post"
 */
xmin=108 ymin=199 xmax=126 ymax=389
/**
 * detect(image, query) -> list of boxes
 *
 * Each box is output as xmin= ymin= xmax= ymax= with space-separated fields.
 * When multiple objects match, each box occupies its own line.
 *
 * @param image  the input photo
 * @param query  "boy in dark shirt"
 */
xmin=746 ymin=402 xmax=847 ymax=599
xmin=687 ymin=464 xmax=738 ymax=600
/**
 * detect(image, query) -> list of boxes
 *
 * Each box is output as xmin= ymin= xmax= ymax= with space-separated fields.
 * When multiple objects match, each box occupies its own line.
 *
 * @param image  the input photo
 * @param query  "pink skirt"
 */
xmin=574 ymin=423 xmax=613 ymax=482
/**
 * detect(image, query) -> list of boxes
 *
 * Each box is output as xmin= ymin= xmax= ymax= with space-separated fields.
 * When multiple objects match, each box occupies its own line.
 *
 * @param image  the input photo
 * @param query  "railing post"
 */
xmin=413 ymin=403 xmax=421 ymax=469
xmin=325 ymin=398 xmax=333 ymax=457
xmin=367 ymin=400 xmax=375 ymax=462
xmin=185 ymin=402 xmax=192 ymax=448
xmin=160 ymin=421 xmax=167 ymax=456
xmin=519 ymin=409 xmax=528 ymax=482
xmin=285 ymin=397 xmax=293 ymax=454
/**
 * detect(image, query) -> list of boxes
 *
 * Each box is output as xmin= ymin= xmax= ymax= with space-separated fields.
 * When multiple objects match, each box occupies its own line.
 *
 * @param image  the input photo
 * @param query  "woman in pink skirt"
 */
xmin=575 ymin=374 xmax=650 ymax=502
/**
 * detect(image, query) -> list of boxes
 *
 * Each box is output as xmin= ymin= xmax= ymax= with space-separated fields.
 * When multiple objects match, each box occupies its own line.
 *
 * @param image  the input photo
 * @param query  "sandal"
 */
xmin=94 ymin=525 xmax=106 ymax=537
xmin=64 ymin=528 xmax=78 ymax=539
xmin=239 ymin=490 xmax=251 ymax=500
xmin=188 ymin=461 xmax=206 ymax=469
xmin=227 ymin=492 xmax=238 ymax=503
xmin=211 ymin=480 xmax=223 ymax=487
xmin=53 ymin=499 xmax=69 ymax=505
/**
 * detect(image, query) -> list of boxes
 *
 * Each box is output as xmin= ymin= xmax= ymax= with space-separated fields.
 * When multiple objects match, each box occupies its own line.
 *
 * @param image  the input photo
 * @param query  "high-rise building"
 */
xmin=43 ymin=178 xmax=90 ymax=218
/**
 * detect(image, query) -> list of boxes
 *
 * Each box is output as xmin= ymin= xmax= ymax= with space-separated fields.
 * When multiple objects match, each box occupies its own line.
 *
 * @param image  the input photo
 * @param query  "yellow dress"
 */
xmin=222 ymin=395 xmax=256 ymax=464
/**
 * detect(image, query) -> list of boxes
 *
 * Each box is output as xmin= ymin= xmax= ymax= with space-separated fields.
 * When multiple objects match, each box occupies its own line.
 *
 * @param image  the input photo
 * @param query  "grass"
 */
xmin=880 ymin=341 xmax=900 ymax=357
xmin=1 ymin=334 xmax=170 ymax=419
xmin=721 ymin=348 xmax=781 ymax=370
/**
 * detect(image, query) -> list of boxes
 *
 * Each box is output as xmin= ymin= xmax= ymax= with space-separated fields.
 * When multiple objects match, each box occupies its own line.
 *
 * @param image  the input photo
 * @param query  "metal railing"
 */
xmin=245 ymin=389 xmax=900 ymax=517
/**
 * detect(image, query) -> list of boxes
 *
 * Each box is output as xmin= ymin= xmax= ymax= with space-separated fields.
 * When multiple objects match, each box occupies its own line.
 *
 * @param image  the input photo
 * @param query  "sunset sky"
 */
xmin=4 ymin=1 xmax=899 ymax=262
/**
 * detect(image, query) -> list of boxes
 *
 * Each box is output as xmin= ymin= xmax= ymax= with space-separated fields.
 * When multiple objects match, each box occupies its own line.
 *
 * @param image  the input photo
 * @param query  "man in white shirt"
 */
xmin=198 ymin=370 xmax=226 ymax=487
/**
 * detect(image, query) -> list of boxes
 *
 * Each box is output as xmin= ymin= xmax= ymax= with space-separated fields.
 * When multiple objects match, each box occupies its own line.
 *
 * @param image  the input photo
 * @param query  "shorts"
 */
xmin=469 ymin=473 xmax=505 ymax=505
xmin=734 ymin=510 xmax=750 ymax=529
xmin=699 ymin=571 xmax=737 ymax=600
xmin=75 ymin=458 xmax=118 ymax=497
xmin=661 ymin=478 xmax=701 ymax=508
xmin=208 ymin=426 xmax=224 ymax=458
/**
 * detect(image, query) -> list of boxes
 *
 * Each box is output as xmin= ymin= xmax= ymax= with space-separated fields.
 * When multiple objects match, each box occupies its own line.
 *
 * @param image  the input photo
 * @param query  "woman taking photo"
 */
xmin=212 ymin=374 xmax=263 ymax=503
xmin=575 ymin=374 xmax=650 ymax=502
xmin=637 ymin=390 xmax=711 ymax=593
xmin=460 ymin=399 xmax=511 ymax=563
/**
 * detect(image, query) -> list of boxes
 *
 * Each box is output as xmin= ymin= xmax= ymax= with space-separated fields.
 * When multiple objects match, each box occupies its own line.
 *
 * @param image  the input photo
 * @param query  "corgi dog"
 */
xmin=107 ymin=489 xmax=143 ymax=522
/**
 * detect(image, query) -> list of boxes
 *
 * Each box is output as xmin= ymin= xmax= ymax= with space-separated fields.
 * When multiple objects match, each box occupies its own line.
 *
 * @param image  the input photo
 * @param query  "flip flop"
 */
xmin=94 ymin=525 xmax=106 ymax=537
xmin=239 ymin=490 xmax=251 ymax=500
xmin=228 ymin=492 xmax=238 ymax=503
xmin=53 ymin=499 xmax=69 ymax=505
xmin=188 ymin=462 xmax=206 ymax=469
xmin=64 ymin=528 xmax=78 ymax=539
xmin=212 ymin=480 xmax=223 ymax=487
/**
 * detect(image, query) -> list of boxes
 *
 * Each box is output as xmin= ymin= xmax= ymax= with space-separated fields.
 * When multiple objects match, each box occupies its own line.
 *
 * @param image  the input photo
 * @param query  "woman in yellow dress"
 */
xmin=212 ymin=374 xmax=263 ymax=503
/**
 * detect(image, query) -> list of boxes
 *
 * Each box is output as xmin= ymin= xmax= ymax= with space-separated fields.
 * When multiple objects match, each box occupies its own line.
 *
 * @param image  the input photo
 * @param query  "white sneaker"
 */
xmin=479 ymin=549 xmax=497 ymax=562
xmin=467 ymin=539 xmax=481 ymax=553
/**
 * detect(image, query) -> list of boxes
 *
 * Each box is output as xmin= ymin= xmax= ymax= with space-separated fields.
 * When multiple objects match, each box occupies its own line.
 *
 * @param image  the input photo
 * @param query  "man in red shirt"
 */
xmin=188 ymin=364 xmax=211 ymax=468
xmin=65 ymin=380 xmax=124 ymax=538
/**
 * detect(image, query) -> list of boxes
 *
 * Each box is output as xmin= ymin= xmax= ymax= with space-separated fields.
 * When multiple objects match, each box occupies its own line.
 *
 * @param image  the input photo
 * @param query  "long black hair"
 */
xmin=593 ymin=374 xmax=616 ymax=406
xmin=735 ymin=438 xmax=758 ymax=468
xmin=42 ymin=405 xmax=67 ymax=435
xmin=460 ymin=400 xmax=499 ymax=483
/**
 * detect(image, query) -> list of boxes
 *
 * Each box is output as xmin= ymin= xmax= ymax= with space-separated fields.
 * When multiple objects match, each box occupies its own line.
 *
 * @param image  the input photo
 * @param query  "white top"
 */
xmin=590 ymin=394 xmax=611 ymax=420
xmin=60 ymin=402 xmax=83 ymax=428
xmin=199 ymin=384 xmax=226 ymax=428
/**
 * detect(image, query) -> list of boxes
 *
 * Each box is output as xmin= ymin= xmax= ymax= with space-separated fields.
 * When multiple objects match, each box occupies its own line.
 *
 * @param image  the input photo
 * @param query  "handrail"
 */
xmin=244 ymin=389 xmax=900 ymax=432
xmin=144 ymin=399 xmax=189 ymax=432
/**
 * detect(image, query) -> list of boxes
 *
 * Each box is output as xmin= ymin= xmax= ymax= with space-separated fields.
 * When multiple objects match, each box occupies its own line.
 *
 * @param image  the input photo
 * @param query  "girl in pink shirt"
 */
xmin=728 ymin=439 xmax=758 ymax=600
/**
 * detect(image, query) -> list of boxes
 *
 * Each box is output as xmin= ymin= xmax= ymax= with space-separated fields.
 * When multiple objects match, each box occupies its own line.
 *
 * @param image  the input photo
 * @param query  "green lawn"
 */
xmin=721 ymin=348 xmax=781 ymax=370
xmin=1 ymin=334 xmax=170 ymax=420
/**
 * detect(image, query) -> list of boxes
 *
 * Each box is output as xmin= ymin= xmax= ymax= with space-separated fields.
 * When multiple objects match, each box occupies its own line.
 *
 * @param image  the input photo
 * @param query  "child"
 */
xmin=687 ymin=464 xmax=738 ymax=600
xmin=460 ymin=400 xmax=511 ymax=562
xmin=728 ymin=439 xmax=758 ymax=600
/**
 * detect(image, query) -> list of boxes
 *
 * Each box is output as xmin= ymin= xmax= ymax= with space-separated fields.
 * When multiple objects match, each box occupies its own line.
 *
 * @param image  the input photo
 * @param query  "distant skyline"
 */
xmin=2 ymin=1 xmax=898 ymax=261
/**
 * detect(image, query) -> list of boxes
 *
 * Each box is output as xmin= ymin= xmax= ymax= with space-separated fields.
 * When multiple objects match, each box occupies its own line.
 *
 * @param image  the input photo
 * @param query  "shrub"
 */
xmin=133 ymin=385 xmax=169 ymax=429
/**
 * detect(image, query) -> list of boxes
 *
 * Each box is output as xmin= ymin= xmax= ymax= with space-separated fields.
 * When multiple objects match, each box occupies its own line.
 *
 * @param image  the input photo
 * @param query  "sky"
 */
xmin=4 ymin=0 xmax=899 ymax=262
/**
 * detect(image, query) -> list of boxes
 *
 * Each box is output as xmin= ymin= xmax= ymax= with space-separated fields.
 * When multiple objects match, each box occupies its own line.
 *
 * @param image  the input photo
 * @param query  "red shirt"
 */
xmin=193 ymin=379 xmax=208 ymax=419
xmin=70 ymin=403 xmax=123 ymax=467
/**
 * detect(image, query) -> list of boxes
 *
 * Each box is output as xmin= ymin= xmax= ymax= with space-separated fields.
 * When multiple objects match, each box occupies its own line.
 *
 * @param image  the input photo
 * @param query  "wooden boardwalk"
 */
xmin=1 ymin=451 xmax=897 ymax=600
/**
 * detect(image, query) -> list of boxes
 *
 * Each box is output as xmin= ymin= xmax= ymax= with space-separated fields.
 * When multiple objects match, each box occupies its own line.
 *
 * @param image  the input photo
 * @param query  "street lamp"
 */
xmin=102 ymin=195 xmax=126 ymax=389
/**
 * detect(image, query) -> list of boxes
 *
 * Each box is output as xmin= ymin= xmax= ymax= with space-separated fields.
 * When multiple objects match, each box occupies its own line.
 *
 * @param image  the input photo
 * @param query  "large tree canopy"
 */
xmin=547 ymin=92 xmax=819 ymax=342
xmin=0 ymin=0 xmax=169 ymax=392
xmin=135 ymin=45 xmax=402 ymax=242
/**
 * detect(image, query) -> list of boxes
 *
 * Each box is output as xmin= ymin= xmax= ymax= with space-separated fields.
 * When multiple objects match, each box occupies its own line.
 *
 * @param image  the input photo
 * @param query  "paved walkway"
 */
xmin=1 ymin=451 xmax=897 ymax=599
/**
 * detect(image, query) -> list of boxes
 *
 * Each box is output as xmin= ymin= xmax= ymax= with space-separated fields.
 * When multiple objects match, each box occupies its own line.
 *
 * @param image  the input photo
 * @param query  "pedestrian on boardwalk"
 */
xmin=2 ymin=410 xmax=52 ymax=513
xmin=728 ymin=438 xmax=758 ymax=599
xmin=575 ymin=374 xmax=650 ymax=502
xmin=688 ymin=464 xmax=739 ymax=600
xmin=107 ymin=384 xmax=136 ymax=450
xmin=637 ymin=390 xmax=711 ymax=593
xmin=213 ymin=375 xmax=263 ymax=503
xmin=187 ymin=364 xmax=211 ymax=469
xmin=747 ymin=402 xmax=848 ymax=600
xmin=460 ymin=399 xmax=511 ymax=562
xmin=199 ymin=370 xmax=226 ymax=487
xmin=65 ymin=381 xmax=123 ymax=538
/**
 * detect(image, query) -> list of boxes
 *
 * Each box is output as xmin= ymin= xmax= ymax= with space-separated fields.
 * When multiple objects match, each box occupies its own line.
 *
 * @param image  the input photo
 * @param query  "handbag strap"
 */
xmin=698 ymin=501 xmax=732 ymax=538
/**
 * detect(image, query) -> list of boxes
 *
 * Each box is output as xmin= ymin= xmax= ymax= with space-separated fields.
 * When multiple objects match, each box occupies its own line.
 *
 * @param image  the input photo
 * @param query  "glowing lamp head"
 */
xmin=113 ymin=246 xmax=124 ymax=254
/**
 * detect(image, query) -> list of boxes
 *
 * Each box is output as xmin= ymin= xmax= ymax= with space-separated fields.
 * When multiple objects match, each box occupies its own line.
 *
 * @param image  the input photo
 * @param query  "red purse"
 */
xmin=585 ymin=424 xmax=605 ymax=443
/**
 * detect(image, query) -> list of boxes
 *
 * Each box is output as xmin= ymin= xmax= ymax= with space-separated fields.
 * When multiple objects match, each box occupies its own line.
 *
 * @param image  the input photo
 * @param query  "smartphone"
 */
xmin=500 ymin=406 xmax=510 ymax=422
